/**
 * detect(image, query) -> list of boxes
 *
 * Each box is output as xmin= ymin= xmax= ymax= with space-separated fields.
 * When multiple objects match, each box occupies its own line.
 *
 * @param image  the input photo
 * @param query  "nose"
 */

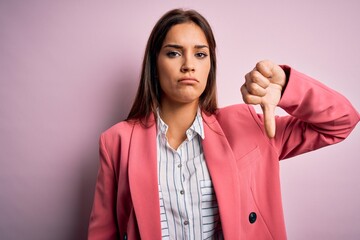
xmin=180 ymin=55 xmax=195 ymax=73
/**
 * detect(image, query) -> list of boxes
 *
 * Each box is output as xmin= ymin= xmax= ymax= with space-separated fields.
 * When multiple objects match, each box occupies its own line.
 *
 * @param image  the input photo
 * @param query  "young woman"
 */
xmin=88 ymin=9 xmax=359 ymax=240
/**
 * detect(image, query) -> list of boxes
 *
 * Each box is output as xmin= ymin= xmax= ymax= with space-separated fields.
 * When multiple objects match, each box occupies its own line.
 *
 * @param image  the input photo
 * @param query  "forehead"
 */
xmin=163 ymin=22 xmax=209 ymax=46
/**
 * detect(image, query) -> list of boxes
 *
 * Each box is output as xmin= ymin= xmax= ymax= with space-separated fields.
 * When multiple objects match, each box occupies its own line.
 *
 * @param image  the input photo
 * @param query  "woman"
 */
xmin=88 ymin=9 xmax=359 ymax=240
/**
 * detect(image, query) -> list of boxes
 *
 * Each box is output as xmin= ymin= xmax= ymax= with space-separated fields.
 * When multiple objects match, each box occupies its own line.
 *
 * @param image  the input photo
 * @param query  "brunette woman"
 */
xmin=88 ymin=8 xmax=359 ymax=240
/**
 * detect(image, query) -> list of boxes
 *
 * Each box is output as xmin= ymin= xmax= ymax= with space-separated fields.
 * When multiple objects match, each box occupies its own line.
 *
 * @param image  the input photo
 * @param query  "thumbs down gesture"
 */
xmin=241 ymin=60 xmax=287 ymax=138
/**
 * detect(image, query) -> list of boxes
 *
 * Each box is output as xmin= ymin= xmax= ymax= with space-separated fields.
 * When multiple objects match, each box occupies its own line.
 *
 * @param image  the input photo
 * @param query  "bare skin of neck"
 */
xmin=159 ymin=100 xmax=198 ymax=150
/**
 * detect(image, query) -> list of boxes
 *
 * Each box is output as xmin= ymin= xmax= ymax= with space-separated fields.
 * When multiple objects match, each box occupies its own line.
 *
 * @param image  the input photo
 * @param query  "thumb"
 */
xmin=261 ymin=103 xmax=276 ymax=138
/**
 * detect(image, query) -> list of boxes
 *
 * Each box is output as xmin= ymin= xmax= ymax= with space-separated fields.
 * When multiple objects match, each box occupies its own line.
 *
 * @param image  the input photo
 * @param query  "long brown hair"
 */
xmin=126 ymin=8 xmax=217 ymax=121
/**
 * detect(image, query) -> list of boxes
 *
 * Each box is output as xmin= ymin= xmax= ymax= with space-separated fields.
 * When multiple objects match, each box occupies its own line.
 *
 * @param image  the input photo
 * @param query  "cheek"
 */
xmin=158 ymin=70 xmax=172 ymax=91
xmin=157 ymin=59 xmax=174 ymax=80
xmin=202 ymin=58 xmax=211 ymax=74
xmin=202 ymin=62 xmax=211 ymax=82
xmin=158 ymin=78 xmax=168 ymax=93
xmin=157 ymin=70 xmax=174 ymax=93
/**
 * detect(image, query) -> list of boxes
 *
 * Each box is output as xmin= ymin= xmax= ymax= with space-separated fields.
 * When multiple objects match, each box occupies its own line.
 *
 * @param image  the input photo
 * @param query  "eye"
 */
xmin=166 ymin=51 xmax=181 ymax=58
xmin=195 ymin=52 xmax=208 ymax=59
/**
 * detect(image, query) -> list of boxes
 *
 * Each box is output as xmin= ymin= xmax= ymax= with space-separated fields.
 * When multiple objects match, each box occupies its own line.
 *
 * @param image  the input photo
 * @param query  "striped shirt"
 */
xmin=157 ymin=109 xmax=224 ymax=240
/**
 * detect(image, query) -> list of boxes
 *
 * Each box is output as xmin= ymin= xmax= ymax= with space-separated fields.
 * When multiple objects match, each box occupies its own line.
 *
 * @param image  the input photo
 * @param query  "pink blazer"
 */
xmin=88 ymin=68 xmax=359 ymax=240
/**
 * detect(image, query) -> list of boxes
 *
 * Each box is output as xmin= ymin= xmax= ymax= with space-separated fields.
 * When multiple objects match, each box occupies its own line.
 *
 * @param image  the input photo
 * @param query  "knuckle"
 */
xmin=263 ymin=78 xmax=270 ymax=86
xmin=244 ymin=73 xmax=251 ymax=83
xmin=240 ymin=84 xmax=245 ymax=93
xmin=240 ymin=84 xmax=247 ymax=95
xmin=256 ymin=60 xmax=269 ymax=70
xmin=249 ymin=70 xmax=259 ymax=81
xmin=249 ymin=83 xmax=258 ymax=93
xmin=250 ymin=83 xmax=266 ymax=96
xmin=243 ymin=94 xmax=252 ymax=103
xmin=256 ymin=61 xmax=265 ymax=70
xmin=256 ymin=60 xmax=272 ymax=76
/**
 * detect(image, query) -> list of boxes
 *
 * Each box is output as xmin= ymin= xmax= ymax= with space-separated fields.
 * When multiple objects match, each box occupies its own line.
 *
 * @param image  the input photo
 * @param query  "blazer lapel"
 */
xmin=128 ymin=116 xmax=162 ymax=240
xmin=127 ymin=113 xmax=241 ymax=239
xmin=202 ymin=113 xmax=241 ymax=239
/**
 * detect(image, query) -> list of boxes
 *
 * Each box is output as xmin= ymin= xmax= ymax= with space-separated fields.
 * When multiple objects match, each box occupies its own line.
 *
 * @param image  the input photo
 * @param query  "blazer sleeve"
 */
xmin=88 ymin=134 xmax=119 ymax=239
xmin=269 ymin=66 xmax=360 ymax=160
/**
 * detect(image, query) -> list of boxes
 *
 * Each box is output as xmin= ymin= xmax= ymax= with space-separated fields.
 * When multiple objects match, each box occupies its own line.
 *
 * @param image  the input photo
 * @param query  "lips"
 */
xmin=178 ymin=77 xmax=199 ymax=83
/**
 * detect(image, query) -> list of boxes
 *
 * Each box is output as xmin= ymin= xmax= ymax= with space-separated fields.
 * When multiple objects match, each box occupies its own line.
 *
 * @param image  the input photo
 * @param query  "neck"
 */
xmin=159 ymin=100 xmax=199 ymax=149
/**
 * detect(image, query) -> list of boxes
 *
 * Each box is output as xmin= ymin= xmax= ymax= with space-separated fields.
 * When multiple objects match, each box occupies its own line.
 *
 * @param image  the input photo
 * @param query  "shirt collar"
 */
xmin=156 ymin=108 xmax=205 ymax=141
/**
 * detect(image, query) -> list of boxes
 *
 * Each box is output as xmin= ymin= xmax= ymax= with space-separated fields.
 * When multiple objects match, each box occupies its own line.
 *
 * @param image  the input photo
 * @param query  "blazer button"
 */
xmin=249 ymin=212 xmax=257 ymax=224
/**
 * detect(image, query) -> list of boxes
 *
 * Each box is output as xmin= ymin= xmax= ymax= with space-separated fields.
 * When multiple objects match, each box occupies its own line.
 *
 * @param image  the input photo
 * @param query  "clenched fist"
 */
xmin=241 ymin=60 xmax=287 ymax=138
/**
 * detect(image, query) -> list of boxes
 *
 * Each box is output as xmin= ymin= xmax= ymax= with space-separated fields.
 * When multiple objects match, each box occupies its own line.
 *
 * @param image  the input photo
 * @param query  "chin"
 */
xmin=162 ymin=92 xmax=202 ymax=106
xmin=179 ymin=98 xmax=201 ymax=105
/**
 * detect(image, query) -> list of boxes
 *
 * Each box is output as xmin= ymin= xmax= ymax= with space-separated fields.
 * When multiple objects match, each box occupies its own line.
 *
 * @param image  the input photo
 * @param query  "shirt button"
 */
xmin=180 ymin=190 xmax=184 ymax=195
xmin=184 ymin=220 xmax=189 ymax=225
xmin=178 ymin=164 xmax=182 ymax=168
xmin=249 ymin=212 xmax=257 ymax=224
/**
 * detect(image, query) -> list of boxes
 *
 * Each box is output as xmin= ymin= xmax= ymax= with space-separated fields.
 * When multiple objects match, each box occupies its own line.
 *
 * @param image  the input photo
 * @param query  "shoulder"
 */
xmin=102 ymin=120 xmax=135 ymax=138
xmin=100 ymin=118 xmax=156 ymax=145
xmin=99 ymin=120 xmax=138 ymax=149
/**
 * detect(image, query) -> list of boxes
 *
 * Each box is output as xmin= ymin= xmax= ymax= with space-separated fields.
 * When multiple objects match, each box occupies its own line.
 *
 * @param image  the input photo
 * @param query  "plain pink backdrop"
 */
xmin=1 ymin=0 xmax=359 ymax=239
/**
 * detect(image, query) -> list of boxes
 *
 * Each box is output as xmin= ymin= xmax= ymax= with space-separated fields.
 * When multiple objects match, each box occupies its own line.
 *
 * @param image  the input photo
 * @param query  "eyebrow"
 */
xmin=163 ymin=44 xmax=209 ymax=49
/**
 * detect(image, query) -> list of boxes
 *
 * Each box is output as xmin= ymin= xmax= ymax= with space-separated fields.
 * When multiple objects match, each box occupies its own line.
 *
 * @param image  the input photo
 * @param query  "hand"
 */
xmin=241 ymin=60 xmax=286 ymax=138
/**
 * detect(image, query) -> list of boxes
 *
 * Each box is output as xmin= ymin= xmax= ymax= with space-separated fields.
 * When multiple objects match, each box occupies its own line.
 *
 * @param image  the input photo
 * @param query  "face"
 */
xmin=157 ymin=22 xmax=211 ymax=107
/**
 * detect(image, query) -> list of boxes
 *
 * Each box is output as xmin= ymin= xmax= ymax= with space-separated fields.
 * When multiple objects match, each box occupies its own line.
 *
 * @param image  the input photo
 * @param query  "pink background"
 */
xmin=1 ymin=0 xmax=359 ymax=239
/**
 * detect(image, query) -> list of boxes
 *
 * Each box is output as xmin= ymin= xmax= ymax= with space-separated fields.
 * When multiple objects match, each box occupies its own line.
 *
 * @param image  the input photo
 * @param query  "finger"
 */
xmin=256 ymin=60 xmax=275 ymax=79
xmin=246 ymin=82 xmax=267 ymax=97
xmin=256 ymin=60 xmax=287 ymax=87
xmin=240 ymin=84 xmax=262 ymax=105
xmin=245 ymin=74 xmax=267 ymax=97
xmin=261 ymin=103 xmax=276 ymax=138
xmin=245 ymin=71 xmax=270 ymax=89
